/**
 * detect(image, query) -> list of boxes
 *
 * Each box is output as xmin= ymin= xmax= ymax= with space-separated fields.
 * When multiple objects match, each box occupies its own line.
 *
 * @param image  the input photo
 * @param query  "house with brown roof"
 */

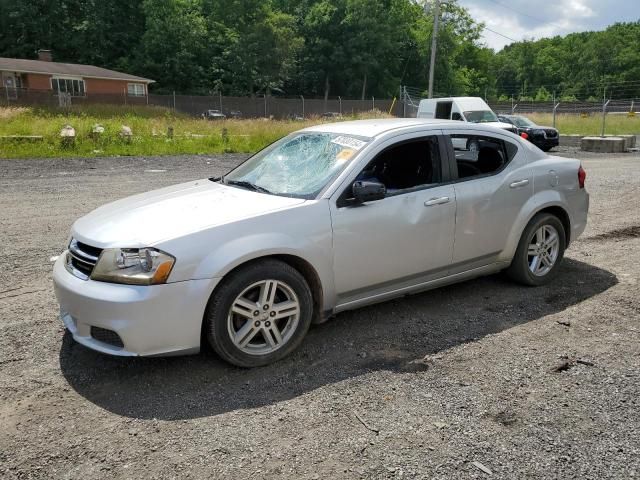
xmin=0 ymin=50 xmax=154 ymax=99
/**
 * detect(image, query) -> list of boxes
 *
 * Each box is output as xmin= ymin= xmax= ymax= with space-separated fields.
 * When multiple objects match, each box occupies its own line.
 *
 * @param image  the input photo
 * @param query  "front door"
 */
xmin=330 ymin=133 xmax=456 ymax=306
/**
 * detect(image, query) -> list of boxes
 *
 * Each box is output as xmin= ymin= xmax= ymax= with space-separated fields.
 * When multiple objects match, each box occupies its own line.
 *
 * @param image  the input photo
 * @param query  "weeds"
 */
xmin=527 ymin=112 xmax=640 ymax=136
xmin=1 ymin=106 xmax=637 ymax=159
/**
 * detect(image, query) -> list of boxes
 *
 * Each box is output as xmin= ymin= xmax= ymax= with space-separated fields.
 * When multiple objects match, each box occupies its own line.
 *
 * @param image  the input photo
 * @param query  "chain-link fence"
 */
xmin=399 ymin=86 xmax=639 ymax=117
xmin=0 ymin=87 xmax=399 ymax=119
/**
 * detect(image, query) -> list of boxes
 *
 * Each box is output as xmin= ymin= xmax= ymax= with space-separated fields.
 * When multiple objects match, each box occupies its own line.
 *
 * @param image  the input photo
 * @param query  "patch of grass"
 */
xmin=4 ymin=106 xmax=638 ymax=159
xmin=0 ymin=106 xmax=392 ymax=159
xmin=526 ymin=112 xmax=640 ymax=136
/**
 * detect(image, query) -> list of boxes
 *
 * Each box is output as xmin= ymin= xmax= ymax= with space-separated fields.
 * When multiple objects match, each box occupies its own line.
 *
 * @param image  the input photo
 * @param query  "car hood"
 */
xmin=71 ymin=180 xmax=306 ymax=248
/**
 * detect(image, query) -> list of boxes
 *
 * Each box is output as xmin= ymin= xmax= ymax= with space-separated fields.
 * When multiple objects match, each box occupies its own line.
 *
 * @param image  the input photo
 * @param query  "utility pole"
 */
xmin=427 ymin=0 xmax=441 ymax=99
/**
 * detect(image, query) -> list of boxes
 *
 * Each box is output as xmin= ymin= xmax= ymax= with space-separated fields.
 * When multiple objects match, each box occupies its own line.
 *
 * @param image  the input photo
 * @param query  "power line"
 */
xmin=483 ymin=26 xmax=519 ymax=42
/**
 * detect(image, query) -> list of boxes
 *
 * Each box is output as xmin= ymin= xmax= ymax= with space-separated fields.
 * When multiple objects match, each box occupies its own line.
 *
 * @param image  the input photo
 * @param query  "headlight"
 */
xmin=91 ymin=248 xmax=175 ymax=285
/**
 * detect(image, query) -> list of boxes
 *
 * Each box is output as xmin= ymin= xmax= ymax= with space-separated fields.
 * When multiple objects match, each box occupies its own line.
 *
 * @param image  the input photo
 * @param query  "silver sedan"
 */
xmin=53 ymin=119 xmax=589 ymax=367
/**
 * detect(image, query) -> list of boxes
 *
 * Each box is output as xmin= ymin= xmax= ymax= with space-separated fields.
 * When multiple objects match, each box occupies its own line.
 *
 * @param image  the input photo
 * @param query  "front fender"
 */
xmin=158 ymin=201 xmax=336 ymax=311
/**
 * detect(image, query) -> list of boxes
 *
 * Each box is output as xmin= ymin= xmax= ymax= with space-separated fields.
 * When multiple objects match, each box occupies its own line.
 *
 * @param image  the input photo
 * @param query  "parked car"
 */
xmin=53 ymin=119 xmax=588 ymax=367
xmin=417 ymin=97 xmax=517 ymax=134
xmin=498 ymin=114 xmax=559 ymax=151
xmin=202 ymin=109 xmax=226 ymax=120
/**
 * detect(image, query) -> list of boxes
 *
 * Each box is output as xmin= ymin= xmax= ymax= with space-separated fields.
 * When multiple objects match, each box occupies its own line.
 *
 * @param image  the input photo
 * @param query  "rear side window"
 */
xmin=435 ymin=101 xmax=452 ymax=119
xmin=449 ymin=134 xmax=518 ymax=180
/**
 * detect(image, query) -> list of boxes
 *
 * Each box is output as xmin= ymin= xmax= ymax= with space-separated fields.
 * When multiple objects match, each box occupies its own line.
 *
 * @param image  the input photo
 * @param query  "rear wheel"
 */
xmin=205 ymin=259 xmax=313 ymax=367
xmin=507 ymin=213 xmax=566 ymax=286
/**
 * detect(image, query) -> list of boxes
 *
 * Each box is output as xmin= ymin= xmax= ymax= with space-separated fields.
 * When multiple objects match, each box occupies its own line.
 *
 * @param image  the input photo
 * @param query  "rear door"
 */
xmin=443 ymin=129 xmax=532 ymax=270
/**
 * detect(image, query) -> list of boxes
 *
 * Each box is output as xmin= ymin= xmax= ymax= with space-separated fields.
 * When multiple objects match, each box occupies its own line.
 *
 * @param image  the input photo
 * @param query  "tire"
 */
xmin=541 ymin=145 xmax=553 ymax=152
xmin=204 ymin=259 xmax=313 ymax=367
xmin=506 ymin=213 xmax=566 ymax=286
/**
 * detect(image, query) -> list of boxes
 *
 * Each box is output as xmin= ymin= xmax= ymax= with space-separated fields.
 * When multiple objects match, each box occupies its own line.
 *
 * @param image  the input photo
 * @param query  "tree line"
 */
xmin=1 ymin=0 xmax=638 ymax=100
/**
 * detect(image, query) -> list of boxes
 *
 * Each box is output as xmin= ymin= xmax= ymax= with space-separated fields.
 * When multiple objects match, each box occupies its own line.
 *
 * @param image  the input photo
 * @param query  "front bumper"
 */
xmin=532 ymin=137 xmax=559 ymax=149
xmin=53 ymin=253 xmax=219 ymax=356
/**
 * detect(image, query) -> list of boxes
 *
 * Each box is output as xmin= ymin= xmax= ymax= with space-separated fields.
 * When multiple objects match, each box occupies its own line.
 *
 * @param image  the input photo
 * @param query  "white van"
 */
xmin=417 ymin=97 xmax=516 ymax=133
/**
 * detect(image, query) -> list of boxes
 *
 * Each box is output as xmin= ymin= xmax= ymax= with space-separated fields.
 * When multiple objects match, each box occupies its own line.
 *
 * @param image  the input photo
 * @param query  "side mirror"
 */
xmin=352 ymin=180 xmax=386 ymax=203
xmin=451 ymin=112 xmax=463 ymax=121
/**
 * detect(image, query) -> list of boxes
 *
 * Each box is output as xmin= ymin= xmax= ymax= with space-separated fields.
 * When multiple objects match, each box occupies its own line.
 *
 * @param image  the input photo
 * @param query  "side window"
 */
xmin=435 ymin=101 xmax=452 ymax=119
xmin=450 ymin=134 xmax=518 ymax=180
xmin=349 ymin=137 xmax=441 ymax=198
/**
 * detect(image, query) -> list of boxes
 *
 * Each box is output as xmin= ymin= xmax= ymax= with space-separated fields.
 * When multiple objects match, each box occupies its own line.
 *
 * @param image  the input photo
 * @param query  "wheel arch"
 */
xmin=502 ymin=196 xmax=572 ymax=263
xmin=202 ymin=253 xmax=326 ymax=344
xmin=537 ymin=205 xmax=571 ymax=246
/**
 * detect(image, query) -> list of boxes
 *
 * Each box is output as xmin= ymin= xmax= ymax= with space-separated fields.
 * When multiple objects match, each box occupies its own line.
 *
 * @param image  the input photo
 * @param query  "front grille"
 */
xmin=66 ymin=238 xmax=103 ymax=279
xmin=545 ymin=129 xmax=558 ymax=138
xmin=90 ymin=326 xmax=124 ymax=348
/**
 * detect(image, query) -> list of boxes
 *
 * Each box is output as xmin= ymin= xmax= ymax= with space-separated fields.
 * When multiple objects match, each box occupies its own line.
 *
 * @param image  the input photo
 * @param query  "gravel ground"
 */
xmin=0 ymin=147 xmax=639 ymax=479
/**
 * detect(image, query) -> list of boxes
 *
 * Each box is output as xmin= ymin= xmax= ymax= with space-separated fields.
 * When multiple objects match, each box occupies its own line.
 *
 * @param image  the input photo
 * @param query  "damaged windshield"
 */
xmin=222 ymin=132 xmax=370 ymax=199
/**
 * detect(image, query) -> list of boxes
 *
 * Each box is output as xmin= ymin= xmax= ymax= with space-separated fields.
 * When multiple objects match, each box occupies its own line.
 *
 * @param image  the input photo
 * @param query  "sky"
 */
xmin=458 ymin=0 xmax=640 ymax=50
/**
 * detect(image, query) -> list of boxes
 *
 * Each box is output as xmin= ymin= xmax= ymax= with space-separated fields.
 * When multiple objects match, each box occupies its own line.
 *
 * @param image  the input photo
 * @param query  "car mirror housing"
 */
xmin=352 ymin=180 xmax=386 ymax=203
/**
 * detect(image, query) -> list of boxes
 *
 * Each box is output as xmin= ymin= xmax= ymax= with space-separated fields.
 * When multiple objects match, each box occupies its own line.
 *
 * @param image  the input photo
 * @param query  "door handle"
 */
xmin=509 ymin=179 xmax=529 ymax=188
xmin=424 ymin=196 xmax=450 ymax=207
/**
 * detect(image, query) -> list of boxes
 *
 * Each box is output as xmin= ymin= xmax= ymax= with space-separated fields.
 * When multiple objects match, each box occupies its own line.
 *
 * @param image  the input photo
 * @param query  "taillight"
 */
xmin=578 ymin=165 xmax=586 ymax=189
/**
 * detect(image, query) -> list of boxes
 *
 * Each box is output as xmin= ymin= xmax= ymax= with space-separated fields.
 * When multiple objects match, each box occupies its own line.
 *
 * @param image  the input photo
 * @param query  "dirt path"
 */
xmin=0 ymin=150 xmax=638 ymax=479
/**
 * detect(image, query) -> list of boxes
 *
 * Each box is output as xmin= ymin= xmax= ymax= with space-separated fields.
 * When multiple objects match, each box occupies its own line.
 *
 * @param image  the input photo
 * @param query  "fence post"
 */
xmin=264 ymin=94 xmax=268 ymax=118
xmin=512 ymin=103 xmax=518 ymax=114
xmin=338 ymin=96 xmax=342 ymax=115
xmin=402 ymin=86 xmax=407 ymax=118
xmin=601 ymin=99 xmax=610 ymax=137
xmin=5 ymin=87 xmax=9 ymax=106
xmin=372 ymin=96 xmax=375 ymax=111
xmin=300 ymin=95 xmax=305 ymax=118
xmin=173 ymin=91 xmax=176 ymax=112
xmin=124 ymin=88 xmax=127 ymax=106
xmin=553 ymin=102 xmax=560 ymax=128
xmin=219 ymin=91 xmax=223 ymax=112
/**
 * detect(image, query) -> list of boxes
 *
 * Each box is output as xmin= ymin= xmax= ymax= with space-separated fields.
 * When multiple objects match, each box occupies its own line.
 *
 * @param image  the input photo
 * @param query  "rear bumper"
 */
xmin=53 ymin=254 xmax=219 ymax=356
xmin=569 ymin=191 xmax=589 ymax=244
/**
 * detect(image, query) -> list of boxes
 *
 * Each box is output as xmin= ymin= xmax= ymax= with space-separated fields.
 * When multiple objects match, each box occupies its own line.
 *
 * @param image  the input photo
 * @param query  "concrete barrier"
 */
xmin=605 ymin=134 xmax=636 ymax=150
xmin=581 ymin=136 xmax=626 ymax=153
xmin=560 ymin=134 xmax=582 ymax=147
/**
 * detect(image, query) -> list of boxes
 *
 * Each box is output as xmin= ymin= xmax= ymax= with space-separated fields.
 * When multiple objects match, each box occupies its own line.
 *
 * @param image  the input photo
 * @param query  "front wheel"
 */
xmin=506 ymin=213 xmax=566 ymax=286
xmin=205 ymin=259 xmax=313 ymax=367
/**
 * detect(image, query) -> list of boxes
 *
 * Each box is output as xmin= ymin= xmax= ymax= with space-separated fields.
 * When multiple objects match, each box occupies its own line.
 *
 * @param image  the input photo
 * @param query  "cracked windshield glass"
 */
xmin=224 ymin=133 xmax=370 ymax=198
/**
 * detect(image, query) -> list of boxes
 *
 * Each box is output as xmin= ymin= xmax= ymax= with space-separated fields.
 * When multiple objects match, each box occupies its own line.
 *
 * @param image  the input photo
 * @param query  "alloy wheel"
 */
xmin=527 ymin=225 xmax=560 ymax=277
xmin=227 ymin=279 xmax=300 ymax=356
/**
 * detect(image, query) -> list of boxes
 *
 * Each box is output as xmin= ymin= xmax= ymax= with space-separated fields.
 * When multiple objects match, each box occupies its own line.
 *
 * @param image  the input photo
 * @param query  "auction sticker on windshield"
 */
xmin=331 ymin=135 xmax=366 ymax=150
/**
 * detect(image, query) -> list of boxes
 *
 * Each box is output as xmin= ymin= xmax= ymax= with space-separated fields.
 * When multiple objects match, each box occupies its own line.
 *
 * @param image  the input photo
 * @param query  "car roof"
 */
xmin=302 ymin=118 xmax=465 ymax=138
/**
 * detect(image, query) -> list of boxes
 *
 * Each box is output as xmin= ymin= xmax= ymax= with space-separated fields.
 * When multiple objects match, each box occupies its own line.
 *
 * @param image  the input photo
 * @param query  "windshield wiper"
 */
xmin=224 ymin=179 xmax=272 ymax=194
